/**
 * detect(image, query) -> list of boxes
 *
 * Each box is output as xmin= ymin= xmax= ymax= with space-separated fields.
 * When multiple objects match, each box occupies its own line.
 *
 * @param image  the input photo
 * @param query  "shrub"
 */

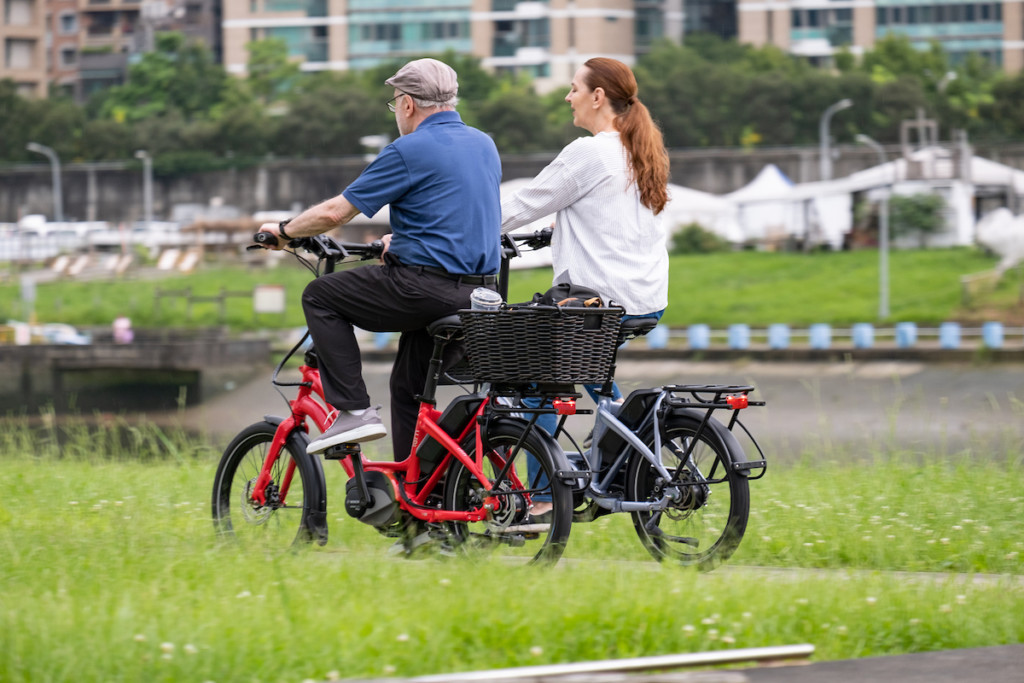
xmin=890 ymin=193 xmax=946 ymax=246
xmin=670 ymin=222 xmax=732 ymax=254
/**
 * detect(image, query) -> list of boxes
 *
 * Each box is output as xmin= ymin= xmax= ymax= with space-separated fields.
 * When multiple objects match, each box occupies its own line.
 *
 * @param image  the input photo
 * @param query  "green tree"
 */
xmin=79 ymin=119 xmax=136 ymax=160
xmin=860 ymin=35 xmax=950 ymax=86
xmin=473 ymin=83 xmax=558 ymax=153
xmin=635 ymin=41 xmax=751 ymax=147
xmin=985 ymin=70 xmax=1024 ymax=139
xmin=273 ymin=72 xmax=393 ymax=157
xmin=0 ymin=79 xmax=37 ymax=161
xmin=246 ymin=38 xmax=300 ymax=104
xmin=98 ymin=32 xmax=229 ymax=122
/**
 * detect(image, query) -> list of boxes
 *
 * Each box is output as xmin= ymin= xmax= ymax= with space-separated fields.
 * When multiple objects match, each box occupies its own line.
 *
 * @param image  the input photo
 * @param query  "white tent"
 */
xmin=664 ymin=183 xmax=743 ymax=243
xmin=726 ymin=163 xmax=795 ymax=203
xmin=718 ymin=150 xmax=1024 ymax=250
xmin=725 ymin=164 xmax=803 ymax=246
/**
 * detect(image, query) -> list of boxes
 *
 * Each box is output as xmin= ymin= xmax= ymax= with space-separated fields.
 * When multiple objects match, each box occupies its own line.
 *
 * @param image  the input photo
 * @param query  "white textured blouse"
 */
xmin=501 ymin=131 xmax=669 ymax=316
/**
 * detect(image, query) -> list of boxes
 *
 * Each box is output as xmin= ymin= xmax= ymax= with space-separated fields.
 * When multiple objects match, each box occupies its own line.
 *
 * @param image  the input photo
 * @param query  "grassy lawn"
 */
xmin=1 ymin=420 xmax=1021 ymax=682
xmin=2 ymin=247 xmax=1018 ymax=332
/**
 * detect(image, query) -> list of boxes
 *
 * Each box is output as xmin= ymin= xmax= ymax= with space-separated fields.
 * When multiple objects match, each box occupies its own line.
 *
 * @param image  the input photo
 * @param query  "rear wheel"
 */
xmin=443 ymin=420 xmax=573 ymax=565
xmin=625 ymin=413 xmax=749 ymax=570
xmin=211 ymin=421 xmax=324 ymax=549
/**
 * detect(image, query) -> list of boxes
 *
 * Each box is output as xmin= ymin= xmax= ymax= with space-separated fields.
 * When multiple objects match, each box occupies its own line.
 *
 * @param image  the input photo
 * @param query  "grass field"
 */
xmin=1 ymin=419 xmax=1021 ymax=682
xmin=2 ymin=247 xmax=1019 ymax=332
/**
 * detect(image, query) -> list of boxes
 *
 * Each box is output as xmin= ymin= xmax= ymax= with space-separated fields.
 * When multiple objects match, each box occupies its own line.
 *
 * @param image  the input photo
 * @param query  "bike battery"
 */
xmin=415 ymin=395 xmax=485 ymax=474
xmin=597 ymin=388 xmax=661 ymax=467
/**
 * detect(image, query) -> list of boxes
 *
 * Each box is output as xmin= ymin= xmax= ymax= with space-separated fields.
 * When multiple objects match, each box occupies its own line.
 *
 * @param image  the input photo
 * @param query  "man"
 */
xmin=257 ymin=58 xmax=501 ymax=461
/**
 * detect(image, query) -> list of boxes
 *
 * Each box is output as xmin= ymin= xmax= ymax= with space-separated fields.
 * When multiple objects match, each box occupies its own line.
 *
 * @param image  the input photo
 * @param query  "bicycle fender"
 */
xmin=489 ymin=416 xmax=582 ymax=489
xmin=668 ymin=408 xmax=755 ymax=479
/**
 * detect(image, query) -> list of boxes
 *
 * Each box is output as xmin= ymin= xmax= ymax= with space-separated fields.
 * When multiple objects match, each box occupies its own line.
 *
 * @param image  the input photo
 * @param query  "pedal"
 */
xmin=323 ymin=443 xmax=361 ymax=460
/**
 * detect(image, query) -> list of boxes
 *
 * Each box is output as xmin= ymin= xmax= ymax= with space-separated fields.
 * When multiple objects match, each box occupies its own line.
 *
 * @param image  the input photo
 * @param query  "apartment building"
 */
xmin=2 ymin=0 xmax=47 ymax=96
xmin=737 ymin=0 xmax=1024 ymax=70
xmin=75 ymin=0 xmax=220 ymax=100
xmin=46 ymin=0 xmax=78 ymax=97
xmin=222 ymin=1 xmax=685 ymax=92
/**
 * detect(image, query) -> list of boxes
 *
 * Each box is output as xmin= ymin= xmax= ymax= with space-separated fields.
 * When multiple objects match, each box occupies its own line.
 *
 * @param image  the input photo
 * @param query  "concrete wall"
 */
xmin=6 ymin=144 xmax=1024 ymax=224
xmin=0 ymin=336 xmax=270 ymax=412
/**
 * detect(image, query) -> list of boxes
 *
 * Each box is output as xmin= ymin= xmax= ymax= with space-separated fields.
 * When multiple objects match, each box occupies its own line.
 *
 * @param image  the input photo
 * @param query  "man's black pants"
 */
xmin=302 ymin=257 xmax=484 ymax=461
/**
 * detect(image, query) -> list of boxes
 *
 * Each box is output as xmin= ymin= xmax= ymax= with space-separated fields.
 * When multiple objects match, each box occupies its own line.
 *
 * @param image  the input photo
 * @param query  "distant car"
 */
xmin=38 ymin=323 xmax=91 ymax=345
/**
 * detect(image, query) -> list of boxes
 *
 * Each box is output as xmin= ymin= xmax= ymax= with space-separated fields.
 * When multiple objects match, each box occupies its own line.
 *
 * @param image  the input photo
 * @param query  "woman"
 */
xmin=501 ymin=57 xmax=670 ymax=518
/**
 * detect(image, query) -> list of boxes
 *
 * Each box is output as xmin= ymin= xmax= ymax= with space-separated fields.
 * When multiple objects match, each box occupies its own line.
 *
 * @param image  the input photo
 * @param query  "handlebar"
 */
xmin=251 ymin=232 xmax=384 ymax=260
xmin=510 ymin=226 xmax=552 ymax=250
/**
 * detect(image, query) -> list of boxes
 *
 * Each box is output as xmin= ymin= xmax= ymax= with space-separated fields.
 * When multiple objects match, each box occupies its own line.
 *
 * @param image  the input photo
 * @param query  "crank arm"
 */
xmin=644 ymin=511 xmax=699 ymax=547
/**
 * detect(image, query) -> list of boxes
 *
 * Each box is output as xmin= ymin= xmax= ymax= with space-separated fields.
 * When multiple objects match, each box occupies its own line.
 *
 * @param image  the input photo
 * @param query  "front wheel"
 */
xmin=443 ymin=420 xmax=573 ymax=565
xmin=211 ymin=421 xmax=325 ymax=549
xmin=626 ymin=413 xmax=750 ymax=570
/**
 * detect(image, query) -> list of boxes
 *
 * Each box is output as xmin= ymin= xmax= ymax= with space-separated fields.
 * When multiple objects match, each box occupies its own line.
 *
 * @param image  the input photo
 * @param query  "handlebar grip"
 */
xmin=253 ymin=231 xmax=278 ymax=247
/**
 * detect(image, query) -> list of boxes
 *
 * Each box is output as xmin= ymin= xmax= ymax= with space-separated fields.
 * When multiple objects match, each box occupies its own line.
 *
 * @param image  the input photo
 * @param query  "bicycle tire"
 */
xmin=443 ymin=419 xmax=573 ymax=565
xmin=625 ymin=411 xmax=750 ymax=570
xmin=211 ymin=421 xmax=326 ymax=548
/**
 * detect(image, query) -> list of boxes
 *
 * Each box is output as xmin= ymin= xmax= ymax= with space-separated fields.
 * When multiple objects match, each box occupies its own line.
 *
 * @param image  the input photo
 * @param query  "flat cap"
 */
xmin=385 ymin=58 xmax=458 ymax=103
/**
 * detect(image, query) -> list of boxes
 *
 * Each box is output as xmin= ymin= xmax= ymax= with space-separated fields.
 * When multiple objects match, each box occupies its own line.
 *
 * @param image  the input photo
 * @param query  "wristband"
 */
xmin=278 ymin=219 xmax=294 ymax=241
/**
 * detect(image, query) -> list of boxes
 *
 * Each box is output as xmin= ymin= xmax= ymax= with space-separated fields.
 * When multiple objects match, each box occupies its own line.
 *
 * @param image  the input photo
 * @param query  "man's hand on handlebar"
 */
xmin=255 ymin=223 xmax=288 ymax=250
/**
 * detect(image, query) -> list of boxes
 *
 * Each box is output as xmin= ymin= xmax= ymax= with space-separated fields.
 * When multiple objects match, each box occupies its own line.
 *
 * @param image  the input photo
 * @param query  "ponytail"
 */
xmin=583 ymin=58 xmax=669 ymax=215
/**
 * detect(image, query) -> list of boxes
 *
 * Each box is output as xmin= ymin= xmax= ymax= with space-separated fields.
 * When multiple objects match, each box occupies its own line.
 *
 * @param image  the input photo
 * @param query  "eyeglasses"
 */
xmin=387 ymin=93 xmax=407 ymax=113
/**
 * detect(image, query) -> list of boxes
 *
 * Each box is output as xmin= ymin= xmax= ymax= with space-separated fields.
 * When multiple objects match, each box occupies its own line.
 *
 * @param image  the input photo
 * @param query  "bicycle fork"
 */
xmin=251 ymin=418 xmax=303 ymax=507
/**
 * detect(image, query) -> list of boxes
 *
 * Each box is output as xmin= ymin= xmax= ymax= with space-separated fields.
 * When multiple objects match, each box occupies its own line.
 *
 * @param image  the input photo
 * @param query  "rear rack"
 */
xmin=662 ymin=384 xmax=768 ymax=480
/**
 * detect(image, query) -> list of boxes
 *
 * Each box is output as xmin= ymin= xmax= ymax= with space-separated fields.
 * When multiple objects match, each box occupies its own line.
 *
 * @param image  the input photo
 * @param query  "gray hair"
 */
xmin=408 ymin=94 xmax=458 ymax=110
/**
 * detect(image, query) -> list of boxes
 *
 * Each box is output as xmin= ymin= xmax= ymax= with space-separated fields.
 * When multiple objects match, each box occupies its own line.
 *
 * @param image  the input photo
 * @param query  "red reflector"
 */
xmin=552 ymin=399 xmax=577 ymax=415
xmin=726 ymin=394 xmax=748 ymax=409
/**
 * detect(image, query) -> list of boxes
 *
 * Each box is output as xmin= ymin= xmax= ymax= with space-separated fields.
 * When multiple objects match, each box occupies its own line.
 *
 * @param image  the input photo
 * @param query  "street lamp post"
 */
xmin=26 ymin=142 xmax=63 ymax=222
xmin=856 ymin=134 xmax=890 ymax=320
xmin=135 ymin=150 xmax=153 ymax=230
xmin=819 ymin=99 xmax=853 ymax=181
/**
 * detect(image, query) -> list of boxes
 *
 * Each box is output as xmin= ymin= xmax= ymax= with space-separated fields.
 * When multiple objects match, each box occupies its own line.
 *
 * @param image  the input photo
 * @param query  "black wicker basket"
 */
xmin=458 ymin=305 xmax=623 ymax=384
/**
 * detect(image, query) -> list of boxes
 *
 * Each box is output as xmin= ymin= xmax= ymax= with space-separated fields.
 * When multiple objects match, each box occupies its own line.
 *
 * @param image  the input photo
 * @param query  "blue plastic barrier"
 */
xmin=809 ymin=323 xmax=831 ymax=349
xmin=983 ymin=321 xmax=1003 ymax=348
xmin=852 ymin=323 xmax=874 ymax=348
xmin=373 ymin=332 xmax=393 ymax=349
xmin=646 ymin=324 xmax=670 ymax=349
xmin=768 ymin=323 xmax=790 ymax=349
xmin=688 ymin=324 xmax=710 ymax=350
xmin=728 ymin=323 xmax=750 ymax=349
xmin=896 ymin=322 xmax=917 ymax=348
xmin=939 ymin=322 xmax=960 ymax=349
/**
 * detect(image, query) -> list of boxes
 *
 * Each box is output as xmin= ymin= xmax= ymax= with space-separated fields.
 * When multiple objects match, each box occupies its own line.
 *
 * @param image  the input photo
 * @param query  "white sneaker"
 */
xmin=307 ymin=406 xmax=386 ymax=454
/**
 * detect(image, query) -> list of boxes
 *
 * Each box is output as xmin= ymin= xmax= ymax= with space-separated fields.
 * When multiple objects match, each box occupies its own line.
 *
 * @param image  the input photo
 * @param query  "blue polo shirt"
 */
xmin=343 ymin=110 xmax=501 ymax=275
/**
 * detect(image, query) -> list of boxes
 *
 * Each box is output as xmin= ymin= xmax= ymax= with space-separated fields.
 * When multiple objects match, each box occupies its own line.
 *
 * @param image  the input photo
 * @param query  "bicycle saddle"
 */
xmin=426 ymin=314 xmax=463 ymax=339
xmin=619 ymin=317 xmax=660 ymax=342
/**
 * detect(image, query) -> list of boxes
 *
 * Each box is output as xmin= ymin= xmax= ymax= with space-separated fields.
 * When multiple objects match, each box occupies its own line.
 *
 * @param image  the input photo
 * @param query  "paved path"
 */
xmin=736 ymin=643 xmax=1024 ymax=683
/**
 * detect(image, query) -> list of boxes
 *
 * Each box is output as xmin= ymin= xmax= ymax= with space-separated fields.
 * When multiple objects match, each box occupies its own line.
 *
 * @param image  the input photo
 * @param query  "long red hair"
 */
xmin=583 ymin=58 xmax=669 ymax=215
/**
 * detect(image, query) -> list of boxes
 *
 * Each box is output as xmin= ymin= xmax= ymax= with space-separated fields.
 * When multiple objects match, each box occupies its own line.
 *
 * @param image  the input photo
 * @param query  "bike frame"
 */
xmin=558 ymin=385 xmax=767 ymax=514
xmin=248 ymin=361 xmax=534 ymax=524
